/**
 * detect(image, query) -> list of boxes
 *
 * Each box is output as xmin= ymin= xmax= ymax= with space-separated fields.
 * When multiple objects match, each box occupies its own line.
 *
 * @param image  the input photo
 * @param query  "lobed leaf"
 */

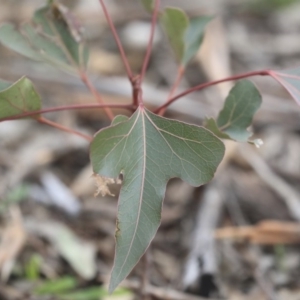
xmin=270 ymin=67 xmax=300 ymax=106
xmin=161 ymin=7 xmax=212 ymax=66
xmin=205 ymin=80 xmax=262 ymax=142
xmin=0 ymin=2 xmax=88 ymax=73
xmin=90 ymin=107 xmax=225 ymax=292
xmin=0 ymin=77 xmax=41 ymax=120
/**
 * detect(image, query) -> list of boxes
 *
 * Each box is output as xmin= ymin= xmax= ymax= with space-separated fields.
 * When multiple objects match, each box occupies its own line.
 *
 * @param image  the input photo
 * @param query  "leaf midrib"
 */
xmin=114 ymin=109 xmax=147 ymax=282
xmin=219 ymin=92 xmax=255 ymax=131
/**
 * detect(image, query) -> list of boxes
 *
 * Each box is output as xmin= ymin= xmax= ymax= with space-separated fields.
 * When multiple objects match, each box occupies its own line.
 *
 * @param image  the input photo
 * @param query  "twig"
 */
xmin=239 ymin=145 xmax=300 ymax=221
xmin=155 ymin=70 xmax=270 ymax=113
xmin=37 ymin=117 xmax=92 ymax=141
xmin=0 ymin=103 xmax=132 ymax=122
xmin=140 ymin=251 xmax=150 ymax=299
xmin=183 ymin=183 xmax=224 ymax=289
xmin=254 ymin=267 xmax=278 ymax=300
xmin=140 ymin=0 xmax=160 ymax=84
xmin=80 ymin=72 xmax=115 ymax=120
xmin=98 ymin=0 xmax=133 ymax=81
xmin=99 ymin=275 xmax=221 ymax=300
xmin=159 ymin=65 xmax=185 ymax=116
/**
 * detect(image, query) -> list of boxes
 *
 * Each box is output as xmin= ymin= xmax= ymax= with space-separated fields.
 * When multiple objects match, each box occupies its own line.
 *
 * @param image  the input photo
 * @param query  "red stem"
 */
xmin=0 ymin=103 xmax=133 ymax=122
xmin=155 ymin=70 xmax=270 ymax=113
xmin=37 ymin=117 xmax=92 ymax=141
xmin=159 ymin=65 xmax=185 ymax=116
xmin=131 ymin=0 xmax=160 ymax=109
xmin=98 ymin=0 xmax=133 ymax=81
xmin=80 ymin=72 xmax=114 ymax=120
xmin=140 ymin=0 xmax=160 ymax=84
xmin=132 ymin=75 xmax=142 ymax=108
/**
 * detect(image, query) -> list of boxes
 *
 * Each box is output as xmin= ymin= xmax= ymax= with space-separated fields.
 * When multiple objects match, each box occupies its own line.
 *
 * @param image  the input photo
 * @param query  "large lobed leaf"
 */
xmin=269 ymin=67 xmax=300 ymax=106
xmin=161 ymin=7 xmax=212 ymax=66
xmin=90 ymin=108 xmax=225 ymax=292
xmin=0 ymin=2 xmax=88 ymax=73
xmin=0 ymin=77 xmax=41 ymax=120
xmin=205 ymin=80 xmax=262 ymax=142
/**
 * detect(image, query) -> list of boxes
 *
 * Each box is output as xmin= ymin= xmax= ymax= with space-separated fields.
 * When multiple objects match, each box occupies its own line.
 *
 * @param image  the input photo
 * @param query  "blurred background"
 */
xmin=1 ymin=0 xmax=300 ymax=299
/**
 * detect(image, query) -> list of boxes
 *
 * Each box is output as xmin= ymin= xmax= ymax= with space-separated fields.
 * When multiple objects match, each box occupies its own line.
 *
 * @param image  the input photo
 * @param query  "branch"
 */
xmin=108 ymin=277 xmax=221 ymax=300
xmin=37 ymin=117 xmax=92 ymax=141
xmin=98 ymin=0 xmax=133 ymax=81
xmin=80 ymin=72 xmax=115 ymax=120
xmin=140 ymin=0 xmax=160 ymax=84
xmin=155 ymin=70 xmax=270 ymax=113
xmin=0 ymin=103 xmax=133 ymax=122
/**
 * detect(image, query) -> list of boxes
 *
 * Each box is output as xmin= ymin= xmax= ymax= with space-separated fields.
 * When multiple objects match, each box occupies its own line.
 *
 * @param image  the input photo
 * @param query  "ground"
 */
xmin=1 ymin=0 xmax=300 ymax=299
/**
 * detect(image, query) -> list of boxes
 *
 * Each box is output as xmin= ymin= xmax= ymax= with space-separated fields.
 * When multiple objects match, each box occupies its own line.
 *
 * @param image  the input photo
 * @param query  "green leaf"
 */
xmin=0 ymin=24 xmax=42 ymax=61
xmin=161 ymin=7 xmax=188 ymax=63
xmin=0 ymin=3 xmax=89 ymax=73
xmin=90 ymin=108 xmax=225 ymax=292
xmin=161 ymin=8 xmax=212 ymax=66
xmin=204 ymin=118 xmax=232 ymax=140
xmin=33 ymin=4 xmax=87 ymax=67
xmin=59 ymin=287 xmax=106 ymax=300
xmin=111 ymin=115 xmax=129 ymax=126
xmin=0 ymin=79 xmax=13 ymax=92
xmin=205 ymin=118 xmax=263 ymax=146
xmin=24 ymin=254 xmax=42 ymax=280
xmin=59 ymin=287 xmax=132 ymax=300
xmin=206 ymin=80 xmax=262 ymax=142
xmin=35 ymin=277 xmax=77 ymax=295
xmin=0 ymin=77 xmax=41 ymax=120
xmin=270 ymin=67 xmax=300 ymax=106
xmin=141 ymin=0 xmax=154 ymax=12
xmin=183 ymin=16 xmax=213 ymax=65
xmin=248 ymin=0 xmax=298 ymax=14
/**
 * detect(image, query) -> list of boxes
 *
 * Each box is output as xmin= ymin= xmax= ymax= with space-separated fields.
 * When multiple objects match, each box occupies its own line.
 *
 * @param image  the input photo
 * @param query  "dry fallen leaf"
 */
xmin=0 ymin=207 xmax=26 ymax=281
xmin=215 ymin=220 xmax=300 ymax=245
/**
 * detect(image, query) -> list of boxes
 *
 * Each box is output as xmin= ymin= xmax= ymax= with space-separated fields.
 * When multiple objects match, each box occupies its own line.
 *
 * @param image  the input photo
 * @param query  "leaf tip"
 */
xmin=108 ymin=282 xmax=117 ymax=295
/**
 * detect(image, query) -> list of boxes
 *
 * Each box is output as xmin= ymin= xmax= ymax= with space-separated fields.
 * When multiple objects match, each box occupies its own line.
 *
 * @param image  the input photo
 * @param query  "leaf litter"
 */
xmin=1 ymin=0 xmax=300 ymax=299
